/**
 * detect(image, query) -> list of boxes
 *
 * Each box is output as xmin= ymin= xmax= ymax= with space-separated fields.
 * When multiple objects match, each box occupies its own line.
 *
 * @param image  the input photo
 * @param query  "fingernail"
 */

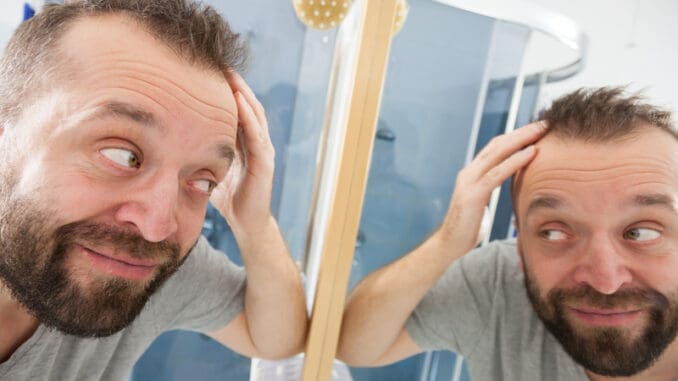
xmin=537 ymin=120 xmax=548 ymax=130
xmin=522 ymin=145 xmax=536 ymax=154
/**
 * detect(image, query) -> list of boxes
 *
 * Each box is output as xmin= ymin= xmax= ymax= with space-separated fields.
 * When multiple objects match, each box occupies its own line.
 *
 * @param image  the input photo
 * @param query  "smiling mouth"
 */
xmin=79 ymin=245 xmax=158 ymax=280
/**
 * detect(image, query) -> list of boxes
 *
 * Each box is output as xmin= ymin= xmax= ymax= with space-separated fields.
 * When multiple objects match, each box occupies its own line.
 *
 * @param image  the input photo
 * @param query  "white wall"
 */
xmin=526 ymin=0 xmax=678 ymax=116
xmin=0 ymin=1 xmax=23 ymax=27
xmin=0 ymin=1 xmax=24 ymax=50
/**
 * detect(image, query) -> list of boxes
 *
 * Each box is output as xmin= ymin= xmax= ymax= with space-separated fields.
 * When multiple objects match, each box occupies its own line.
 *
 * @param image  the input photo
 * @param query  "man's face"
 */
xmin=515 ymin=129 xmax=678 ymax=377
xmin=0 ymin=15 xmax=238 ymax=336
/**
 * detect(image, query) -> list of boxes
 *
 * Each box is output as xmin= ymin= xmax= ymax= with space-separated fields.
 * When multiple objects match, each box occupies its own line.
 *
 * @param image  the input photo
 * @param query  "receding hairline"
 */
xmin=59 ymin=11 xmax=226 ymax=71
xmin=0 ymin=0 xmax=247 ymax=127
xmin=544 ymin=120 xmax=678 ymax=144
xmin=540 ymin=87 xmax=676 ymax=142
xmin=50 ymin=11 xmax=225 ymax=78
xmin=12 ymin=11 xmax=234 ymax=129
xmin=511 ymin=123 xmax=678 ymax=227
xmin=47 ymin=2 xmax=246 ymax=72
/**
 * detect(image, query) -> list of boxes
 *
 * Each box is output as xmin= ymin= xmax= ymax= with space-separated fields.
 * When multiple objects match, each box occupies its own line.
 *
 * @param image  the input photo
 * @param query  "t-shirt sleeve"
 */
xmin=147 ymin=235 xmax=246 ymax=333
xmin=405 ymin=240 xmax=517 ymax=355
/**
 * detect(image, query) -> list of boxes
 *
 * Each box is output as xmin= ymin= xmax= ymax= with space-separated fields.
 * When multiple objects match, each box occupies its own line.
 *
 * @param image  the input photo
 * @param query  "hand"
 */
xmin=437 ymin=121 xmax=548 ymax=252
xmin=210 ymin=72 xmax=275 ymax=239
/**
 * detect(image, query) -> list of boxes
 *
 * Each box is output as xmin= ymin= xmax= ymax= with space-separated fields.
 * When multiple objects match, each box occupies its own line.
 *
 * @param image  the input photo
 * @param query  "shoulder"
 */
xmin=465 ymin=239 xmax=518 ymax=262
xmin=406 ymin=239 xmax=523 ymax=354
xmin=428 ymin=238 xmax=522 ymax=298
xmin=167 ymin=236 xmax=240 ymax=284
xmin=141 ymin=236 xmax=245 ymax=324
xmin=453 ymin=239 xmax=521 ymax=285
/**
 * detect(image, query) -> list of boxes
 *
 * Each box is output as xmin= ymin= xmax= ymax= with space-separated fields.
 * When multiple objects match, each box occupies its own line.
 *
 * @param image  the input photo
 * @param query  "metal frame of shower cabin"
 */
xmin=293 ymin=1 xmax=589 ymax=381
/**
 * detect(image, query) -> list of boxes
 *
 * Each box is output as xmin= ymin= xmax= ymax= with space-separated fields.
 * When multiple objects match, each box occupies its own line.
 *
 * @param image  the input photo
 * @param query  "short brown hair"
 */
xmin=541 ymin=87 xmax=676 ymax=141
xmin=0 ymin=0 xmax=247 ymax=126
xmin=511 ymin=87 xmax=676 ymax=227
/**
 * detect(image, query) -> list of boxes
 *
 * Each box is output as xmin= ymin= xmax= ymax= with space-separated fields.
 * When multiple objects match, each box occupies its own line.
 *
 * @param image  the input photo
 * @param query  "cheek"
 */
xmin=175 ymin=204 xmax=209 ymax=253
xmin=12 ymin=147 xmax=96 ymax=203
xmin=631 ymin=257 xmax=678 ymax=293
xmin=43 ymin=173 xmax=114 ymax=224
xmin=13 ymin=155 xmax=53 ymax=196
xmin=522 ymin=242 xmax=579 ymax=293
xmin=527 ymin=262 xmax=560 ymax=294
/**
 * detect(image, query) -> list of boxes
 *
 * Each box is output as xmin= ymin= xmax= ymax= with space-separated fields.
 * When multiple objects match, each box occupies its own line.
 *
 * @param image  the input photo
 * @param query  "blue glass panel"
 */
xmin=427 ymin=21 xmax=532 ymax=381
xmin=351 ymin=0 xmax=495 ymax=284
xmin=130 ymin=330 xmax=250 ymax=381
xmin=476 ymin=80 xmax=540 ymax=242
xmin=351 ymin=353 xmax=428 ymax=381
xmin=348 ymin=0 xmax=495 ymax=380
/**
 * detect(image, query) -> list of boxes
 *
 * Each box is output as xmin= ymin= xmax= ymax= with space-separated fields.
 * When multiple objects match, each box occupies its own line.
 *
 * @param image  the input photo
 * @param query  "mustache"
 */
xmin=549 ymin=285 xmax=669 ymax=311
xmin=53 ymin=221 xmax=181 ymax=262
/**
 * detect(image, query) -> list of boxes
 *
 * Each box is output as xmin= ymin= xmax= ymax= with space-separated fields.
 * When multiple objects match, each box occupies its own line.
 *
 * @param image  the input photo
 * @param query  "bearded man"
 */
xmin=0 ymin=1 xmax=307 ymax=380
xmin=338 ymin=87 xmax=678 ymax=381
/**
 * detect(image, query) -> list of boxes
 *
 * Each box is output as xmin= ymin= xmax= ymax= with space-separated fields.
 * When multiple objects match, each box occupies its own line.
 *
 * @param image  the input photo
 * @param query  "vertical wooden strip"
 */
xmin=302 ymin=0 xmax=398 ymax=380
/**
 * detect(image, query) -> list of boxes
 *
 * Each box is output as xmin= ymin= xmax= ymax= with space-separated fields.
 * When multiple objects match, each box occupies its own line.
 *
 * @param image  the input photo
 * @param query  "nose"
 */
xmin=572 ymin=235 xmax=632 ymax=295
xmin=115 ymin=173 xmax=180 ymax=243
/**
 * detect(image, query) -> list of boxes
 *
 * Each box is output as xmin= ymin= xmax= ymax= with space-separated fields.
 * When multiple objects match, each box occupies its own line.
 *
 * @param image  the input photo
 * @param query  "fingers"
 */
xmin=479 ymin=145 xmax=536 ymax=192
xmin=214 ymin=75 xmax=275 ymax=229
xmin=469 ymin=121 xmax=547 ymax=181
xmin=452 ymin=121 xmax=547 ymax=209
xmin=234 ymin=91 xmax=274 ymax=166
xmin=224 ymin=70 xmax=274 ymax=165
xmin=227 ymin=72 xmax=273 ymax=164
xmin=228 ymin=71 xmax=267 ymax=129
xmin=439 ymin=122 xmax=546 ymax=249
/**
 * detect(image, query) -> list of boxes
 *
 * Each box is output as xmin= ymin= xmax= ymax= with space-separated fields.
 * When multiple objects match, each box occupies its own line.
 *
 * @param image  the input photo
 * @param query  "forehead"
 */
xmin=54 ymin=13 xmax=238 ymax=141
xmin=516 ymin=129 xmax=678 ymax=215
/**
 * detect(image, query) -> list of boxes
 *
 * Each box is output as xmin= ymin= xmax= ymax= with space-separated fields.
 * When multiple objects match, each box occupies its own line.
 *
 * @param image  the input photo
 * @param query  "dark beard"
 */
xmin=523 ymin=263 xmax=678 ymax=377
xmin=0 ymin=189 xmax=184 ymax=337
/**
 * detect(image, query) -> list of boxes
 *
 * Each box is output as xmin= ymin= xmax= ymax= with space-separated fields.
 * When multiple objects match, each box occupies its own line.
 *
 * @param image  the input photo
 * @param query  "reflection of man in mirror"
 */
xmin=0 ymin=1 xmax=307 ymax=379
xmin=339 ymin=88 xmax=678 ymax=381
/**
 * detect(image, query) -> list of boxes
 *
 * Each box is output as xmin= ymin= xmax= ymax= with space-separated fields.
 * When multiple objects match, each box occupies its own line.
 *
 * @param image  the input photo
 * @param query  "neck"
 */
xmin=0 ymin=282 xmax=39 ymax=363
xmin=585 ymin=339 xmax=678 ymax=381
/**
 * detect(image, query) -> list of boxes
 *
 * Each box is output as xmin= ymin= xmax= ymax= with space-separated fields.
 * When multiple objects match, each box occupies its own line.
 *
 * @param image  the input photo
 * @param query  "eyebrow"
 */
xmin=632 ymin=193 xmax=676 ymax=212
xmin=92 ymin=102 xmax=235 ymax=163
xmin=525 ymin=193 xmax=677 ymax=218
xmin=219 ymin=144 xmax=235 ymax=163
xmin=526 ymin=196 xmax=564 ymax=216
xmin=101 ymin=102 xmax=158 ymax=127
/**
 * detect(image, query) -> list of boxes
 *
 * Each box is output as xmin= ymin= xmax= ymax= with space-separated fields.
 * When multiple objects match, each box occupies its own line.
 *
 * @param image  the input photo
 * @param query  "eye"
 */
xmin=623 ymin=227 xmax=661 ymax=242
xmin=539 ymin=229 xmax=567 ymax=241
xmin=100 ymin=148 xmax=141 ymax=169
xmin=191 ymin=179 xmax=218 ymax=194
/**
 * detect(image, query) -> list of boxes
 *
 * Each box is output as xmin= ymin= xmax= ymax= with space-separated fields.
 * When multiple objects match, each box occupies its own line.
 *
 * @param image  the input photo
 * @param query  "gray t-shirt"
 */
xmin=406 ymin=240 xmax=589 ymax=381
xmin=0 ymin=235 xmax=246 ymax=381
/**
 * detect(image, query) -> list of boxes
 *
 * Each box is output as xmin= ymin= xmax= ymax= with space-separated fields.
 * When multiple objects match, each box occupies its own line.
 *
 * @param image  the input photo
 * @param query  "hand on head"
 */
xmin=210 ymin=72 xmax=276 ymax=238
xmin=438 ymin=121 xmax=548 ymax=252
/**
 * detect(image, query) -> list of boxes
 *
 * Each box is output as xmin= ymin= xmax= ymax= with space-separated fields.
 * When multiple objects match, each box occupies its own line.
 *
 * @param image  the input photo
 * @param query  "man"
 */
xmin=338 ymin=88 xmax=678 ymax=381
xmin=0 ymin=1 xmax=307 ymax=380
